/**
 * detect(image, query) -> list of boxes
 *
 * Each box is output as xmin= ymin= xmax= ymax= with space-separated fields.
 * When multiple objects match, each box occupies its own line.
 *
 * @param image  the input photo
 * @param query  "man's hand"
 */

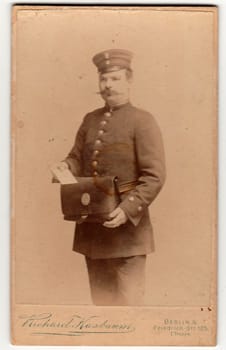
xmin=103 ymin=207 xmax=128 ymax=228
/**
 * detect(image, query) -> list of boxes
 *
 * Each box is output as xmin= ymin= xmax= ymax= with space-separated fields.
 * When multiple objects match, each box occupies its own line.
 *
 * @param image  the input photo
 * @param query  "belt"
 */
xmin=117 ymin=180 xmax=138 ymax=194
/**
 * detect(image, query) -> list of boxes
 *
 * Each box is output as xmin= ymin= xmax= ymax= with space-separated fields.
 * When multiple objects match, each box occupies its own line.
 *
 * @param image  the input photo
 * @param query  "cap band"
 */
xmin=93 ymin=49 xmax=133 ymax=73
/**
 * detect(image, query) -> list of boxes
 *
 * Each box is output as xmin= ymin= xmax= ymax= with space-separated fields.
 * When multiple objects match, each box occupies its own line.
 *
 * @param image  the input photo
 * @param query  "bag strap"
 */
xmin=117 ymin=180 xmax=138 ymax=194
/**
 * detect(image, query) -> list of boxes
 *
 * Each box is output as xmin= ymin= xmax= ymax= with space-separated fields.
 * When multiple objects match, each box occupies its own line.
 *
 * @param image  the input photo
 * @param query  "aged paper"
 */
xmin=11 ymin=5 xmax=217 ymax=345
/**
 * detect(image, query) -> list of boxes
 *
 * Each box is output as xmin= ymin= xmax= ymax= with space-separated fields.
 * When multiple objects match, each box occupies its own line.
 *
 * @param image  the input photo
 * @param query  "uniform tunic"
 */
xmin=65 ymin=102 xmax=166 ymax=259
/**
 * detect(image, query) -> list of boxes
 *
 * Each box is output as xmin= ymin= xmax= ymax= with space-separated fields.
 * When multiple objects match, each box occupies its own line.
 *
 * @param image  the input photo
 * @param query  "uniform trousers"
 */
xmin=85 ymin=255 xmax=146 ymax=306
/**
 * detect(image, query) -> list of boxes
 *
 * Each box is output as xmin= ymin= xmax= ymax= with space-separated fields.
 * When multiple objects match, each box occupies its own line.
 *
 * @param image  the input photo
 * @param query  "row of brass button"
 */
xmin=92 ymin=110 xmax=112 ymax=176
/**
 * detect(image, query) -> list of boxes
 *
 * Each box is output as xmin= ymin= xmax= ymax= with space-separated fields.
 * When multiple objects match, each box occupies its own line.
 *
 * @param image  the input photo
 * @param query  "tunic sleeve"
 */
xmin=119 ymin=112 xmax=166 ymax=226
xmin=64 ymin=115 xmax=88 ymax=176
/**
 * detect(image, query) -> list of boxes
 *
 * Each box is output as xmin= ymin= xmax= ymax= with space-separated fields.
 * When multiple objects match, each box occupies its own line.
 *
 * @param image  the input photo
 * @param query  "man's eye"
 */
xmin=112 ymin=77 xmax=120 ymax=81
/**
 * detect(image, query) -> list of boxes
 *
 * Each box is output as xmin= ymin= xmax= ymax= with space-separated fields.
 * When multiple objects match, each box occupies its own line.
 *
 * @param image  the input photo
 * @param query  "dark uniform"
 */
xmin=64 ymin=50 xmax=166 ymax=305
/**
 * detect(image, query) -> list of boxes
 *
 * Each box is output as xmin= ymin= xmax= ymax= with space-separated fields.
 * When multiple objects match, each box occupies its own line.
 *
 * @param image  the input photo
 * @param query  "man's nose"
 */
xmin=105 ymin=79 xmax=112 ymax=89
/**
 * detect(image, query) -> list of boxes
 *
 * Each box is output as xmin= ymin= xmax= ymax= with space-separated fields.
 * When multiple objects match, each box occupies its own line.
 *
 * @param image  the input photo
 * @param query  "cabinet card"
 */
xmin=11 ymin=5 xmax=217 ymax=346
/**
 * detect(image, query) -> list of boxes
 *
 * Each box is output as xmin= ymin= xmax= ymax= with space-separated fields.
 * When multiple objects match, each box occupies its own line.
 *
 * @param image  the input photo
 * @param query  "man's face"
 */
xmin=99 ymin=69 xmax=131 ymax=107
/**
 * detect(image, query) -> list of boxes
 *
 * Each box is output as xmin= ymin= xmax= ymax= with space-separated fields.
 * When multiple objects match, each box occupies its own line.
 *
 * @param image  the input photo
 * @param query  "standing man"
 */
xmin=56 ymin=49 xmax=166 ymax=306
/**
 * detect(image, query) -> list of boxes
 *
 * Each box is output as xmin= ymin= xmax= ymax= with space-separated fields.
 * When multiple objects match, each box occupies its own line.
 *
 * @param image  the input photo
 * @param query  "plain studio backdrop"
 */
xmin=13 ymin=7 xmax=216 ymax=305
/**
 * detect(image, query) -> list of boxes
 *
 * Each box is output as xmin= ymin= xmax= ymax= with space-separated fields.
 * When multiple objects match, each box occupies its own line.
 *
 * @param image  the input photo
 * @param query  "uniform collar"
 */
xmin=104 ymin=101 xmax=132 ymax=112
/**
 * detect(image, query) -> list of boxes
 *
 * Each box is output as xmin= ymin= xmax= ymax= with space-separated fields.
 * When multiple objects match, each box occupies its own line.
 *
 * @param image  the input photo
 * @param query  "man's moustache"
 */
xmin=96 ymin=90 xmax=117 ymax=96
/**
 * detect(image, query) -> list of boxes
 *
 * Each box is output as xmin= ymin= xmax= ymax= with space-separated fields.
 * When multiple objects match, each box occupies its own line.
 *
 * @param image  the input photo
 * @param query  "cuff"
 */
xmin=52 ymin=177 xmax=60 ymax=183
xmin=119 ymin=194 xmax=145 ymax=226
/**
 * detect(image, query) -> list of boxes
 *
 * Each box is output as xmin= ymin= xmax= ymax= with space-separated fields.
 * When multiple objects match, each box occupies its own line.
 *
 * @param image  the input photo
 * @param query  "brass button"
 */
xmin=93 ymin=171 xmax=98 ymax=176
xmin=92 ymin=160 xmax=98 ymax=168
xmin=81 ymin=214 xmax=88 ymax=220
xmin=104 ymin=112 xmax=111 ymax=117
xmin=81 ymin=193 xmax=90 ymax=206
xmin=129 ymin=196 xmax=135 ymax=202
xmin=100 ymin=120 xmax=107 ymax=126
xmin=98 ymin=130 xmax=104 ymax=136
xmin=138 ymin=206 xmax=143 ymax=212
xmin=95 ymin=139 xmax=101 ymax=145
xmin=93 ymin=150 xmax=100 ymax=156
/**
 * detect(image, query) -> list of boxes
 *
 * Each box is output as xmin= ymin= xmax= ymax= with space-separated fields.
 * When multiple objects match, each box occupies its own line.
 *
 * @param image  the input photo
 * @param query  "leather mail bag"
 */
xmin=60 ymin=176 xmax=120 ymax=223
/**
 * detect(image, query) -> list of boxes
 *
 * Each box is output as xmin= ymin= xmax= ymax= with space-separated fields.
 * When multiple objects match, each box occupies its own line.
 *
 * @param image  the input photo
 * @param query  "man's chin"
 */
xmin=102 ymin=95 xmax=118 ymax=104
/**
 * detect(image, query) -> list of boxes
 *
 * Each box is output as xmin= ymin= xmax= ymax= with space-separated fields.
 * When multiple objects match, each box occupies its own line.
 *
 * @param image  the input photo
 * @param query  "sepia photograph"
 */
xmin=52 ymin=46 xmax=166 ymax=307
xmin=11 ymin=5 xmax=217 ymax=346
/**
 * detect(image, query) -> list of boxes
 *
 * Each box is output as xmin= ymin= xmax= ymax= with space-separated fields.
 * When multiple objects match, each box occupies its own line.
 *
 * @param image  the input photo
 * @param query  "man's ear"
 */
xmin=125 ymin=69 xmax=133 ymax=83
xmin=128 ymin=76 xmax=133 ymax=84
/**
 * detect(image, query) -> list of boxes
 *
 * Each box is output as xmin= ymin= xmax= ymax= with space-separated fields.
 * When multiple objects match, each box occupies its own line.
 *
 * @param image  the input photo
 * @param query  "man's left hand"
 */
xmin=103 ymin=207 xmax=128 ymax=228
